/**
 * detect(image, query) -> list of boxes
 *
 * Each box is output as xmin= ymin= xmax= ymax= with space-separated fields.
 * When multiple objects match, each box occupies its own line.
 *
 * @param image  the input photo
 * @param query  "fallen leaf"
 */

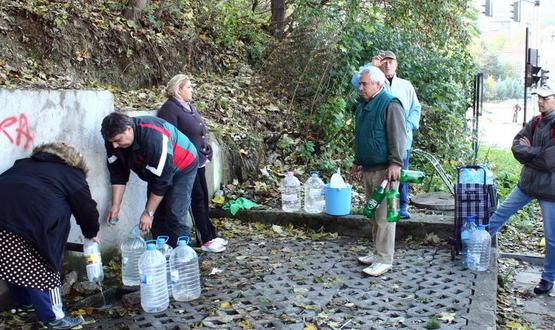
xmin=272 ymin=225 xmax=284 ymax=235
xmin=209 ymin=268 xmax=224 ymax=275
xmin=436 ymin=311 xmax=456 ymax=323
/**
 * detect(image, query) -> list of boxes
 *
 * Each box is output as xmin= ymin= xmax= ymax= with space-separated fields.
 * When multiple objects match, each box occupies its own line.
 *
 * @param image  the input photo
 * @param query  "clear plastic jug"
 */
xmin=139 ymin=241 xmax=169 ymax=313
xmin=156 ymin=236 xmax=173 ymax=294
xmin=281 ymin=171 xmax=301 ymax=212
xmin=467 ymin=224 xmax=491 ymax=272
xmin=121 ymin=225 xmax=145 ymax=286
xmin=170 ymin=236 xmax=201 ymax=301
xmin=304 ymin=171 xmax=325 ymax=213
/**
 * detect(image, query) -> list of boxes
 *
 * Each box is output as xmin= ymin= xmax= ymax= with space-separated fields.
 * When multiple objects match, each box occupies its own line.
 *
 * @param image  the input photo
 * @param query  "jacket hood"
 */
xmin=31 ymin=142 xmax=89 ymax=176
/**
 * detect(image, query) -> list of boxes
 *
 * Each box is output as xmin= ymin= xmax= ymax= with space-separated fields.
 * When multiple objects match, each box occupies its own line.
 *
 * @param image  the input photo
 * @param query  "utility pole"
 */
xmin=523 ymin=27 xmax=528 ymax=127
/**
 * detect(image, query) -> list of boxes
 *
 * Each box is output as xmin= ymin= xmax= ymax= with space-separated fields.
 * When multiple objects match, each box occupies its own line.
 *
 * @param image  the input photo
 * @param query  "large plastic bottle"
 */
xmin=467 ymin=224 xmax=491 ymax=272
xmin=121 ymin=226 xmax=145 ymax=286
xmin=170 ymin=236 xmax=201 ymax=302
xmin=156 ymin=236 xmax=173 ymax=294
xmin=83 ymin=239 xmax=104 ymax=283
xmin=304 ymin=171 xmax=325 ymax=213
xmin=363 ymin=180 xmax=388 ymax=219
xmin=139 ymin=241 xmax=169 ymax=313
xmin=400 ymin=169 xmax=425 ymax=184
xmin=330 ymin=168 xmax=347 ymax=189
xmin=281 ymin=171 xmax=301 ymax=212
xmin=386 ymin=185 xmax=400 ymax=222
xmin=460 ymin=215 xmax=477 ymax=267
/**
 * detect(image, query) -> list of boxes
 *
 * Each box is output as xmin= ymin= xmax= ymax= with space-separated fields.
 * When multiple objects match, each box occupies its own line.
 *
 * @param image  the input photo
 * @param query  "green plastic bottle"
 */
xmin=386 ymin=185 xmax=400 ymax=222
xmin=400 ymin=169 xmax=425 ymax=184
xmin=362 ymin=180 xmax=388 ymax=219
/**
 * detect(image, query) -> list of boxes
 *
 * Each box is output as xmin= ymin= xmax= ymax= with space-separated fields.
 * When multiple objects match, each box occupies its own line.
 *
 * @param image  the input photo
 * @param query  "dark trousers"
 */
xmin=151 ymin=159 xmax=198 ymax=248
xmin=8 ymin=283 xmax=61 ymax=323
xmin=191 ymin=167 xmax=217 ymax=245
xmin=399 ymin=153 xmax=410 ymax=207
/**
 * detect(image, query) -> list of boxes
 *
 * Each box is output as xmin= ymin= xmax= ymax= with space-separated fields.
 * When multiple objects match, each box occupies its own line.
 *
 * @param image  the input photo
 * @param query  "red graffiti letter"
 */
xmin=0 ymin=116 xmax=17 ymax=144
xmin=16 ymin=114 xmax=33 ymax=150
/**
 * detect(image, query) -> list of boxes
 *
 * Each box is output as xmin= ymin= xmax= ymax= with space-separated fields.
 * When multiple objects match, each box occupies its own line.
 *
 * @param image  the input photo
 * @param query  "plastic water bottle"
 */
xmin=170 ymin=237 xmax=201 ymax=302
xmin=304 ymin=171 xmax=325 ymax=213
xmin=400 ymin=169 xmax=425 ymax=184
xmin=83 ymin=239 xmax=104 ymax=283
xmin=467 ymin=224 xmax=491 ymax=272
xmin=330 ymin=168 xmax=347 ymax=188
xmin=363 ymin=180 xmax=388 ymax=219
xmin=156 ymin=236 xmax=173 ymax=294
xmin=386 ymin=185 xmax=400 ymax=222
xmin=281 ymin=171 xmax=301 ymax=212
xmin=460 ymin=215 xmax=477 ymax=267
xmin=139 ymin=241 xmax=169 ymax=313
xmin=121 ymin=226 xmax=145 ymax=286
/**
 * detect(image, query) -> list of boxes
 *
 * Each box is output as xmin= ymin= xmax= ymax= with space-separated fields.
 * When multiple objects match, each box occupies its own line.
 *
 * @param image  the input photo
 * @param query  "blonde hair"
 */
xmin=165 ymin=74 xmax=190 ymax=98
xmin=32 ymin=142 xmax=89 ymax=175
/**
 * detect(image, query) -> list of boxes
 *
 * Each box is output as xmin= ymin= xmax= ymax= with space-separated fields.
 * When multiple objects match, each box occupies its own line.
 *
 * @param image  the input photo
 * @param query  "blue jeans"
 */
xmin=151 ymin=160 xmax=198 ymax=248
xmin=489 ymin=186 xmax=555 ymax=282
xmin=399 ymin=153 xmax=410 ymax=208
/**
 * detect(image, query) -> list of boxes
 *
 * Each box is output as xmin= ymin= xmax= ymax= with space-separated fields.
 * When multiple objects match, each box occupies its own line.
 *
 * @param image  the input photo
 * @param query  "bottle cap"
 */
xmin=109 ymin=218 xmax=118 ymax=225
xmin=177 ymin=236 xmax=190 ymax=246
xmin=156 ymin=236 xmax=169 ymax=244
xmin=146 ymin=243 xmax=156 ymax=250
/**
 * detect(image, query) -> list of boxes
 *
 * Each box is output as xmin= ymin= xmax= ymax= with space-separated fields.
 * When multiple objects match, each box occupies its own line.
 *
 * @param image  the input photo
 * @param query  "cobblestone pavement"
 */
xmin=85 ymin=221 xmax=479 ymax=330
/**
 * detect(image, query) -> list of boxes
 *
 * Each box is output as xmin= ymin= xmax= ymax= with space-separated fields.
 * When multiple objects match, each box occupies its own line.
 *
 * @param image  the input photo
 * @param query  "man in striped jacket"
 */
xmin=101 ymin=112 xmax=198 ymax=247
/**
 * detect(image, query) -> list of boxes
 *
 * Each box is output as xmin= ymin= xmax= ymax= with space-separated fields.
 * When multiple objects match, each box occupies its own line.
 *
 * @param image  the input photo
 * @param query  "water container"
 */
xmin=121 ymin=226 xmax=145 ymax=286
xmin=324 ymin=184 xmax=352 ymax=216
xmin=304 ymin=171 xmax=325 ymax=213
xmin=139 ymin=241 xmax=169 ymax=313
xmin=156 ymin=236 xmax=173 ymax=294
xmin=170 ymin=236 xmax=201 ymax=302
xmin=83 ymin=239 xmax=104 ymax=283
xmin=386 ymin=187 xmax=400 ymax=222
xmin=460 ymin=215 xmax=477 ymax=267
xmin=281 ymin=171 xmax=301 ymax=212
xmin=459 ymin=165 xmax=494 ymax=184
xmin=467 ymin=224 xmax=491 ymax=272
xmin=330 ymin=168 xmax=347 ymax=189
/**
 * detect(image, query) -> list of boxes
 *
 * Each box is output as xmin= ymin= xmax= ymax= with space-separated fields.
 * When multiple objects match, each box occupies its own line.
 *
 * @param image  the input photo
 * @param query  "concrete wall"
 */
xmin=0 ymin=90 xmax=226 ymax=307
xmin=0 ymin=91 xmax=225 ymax=248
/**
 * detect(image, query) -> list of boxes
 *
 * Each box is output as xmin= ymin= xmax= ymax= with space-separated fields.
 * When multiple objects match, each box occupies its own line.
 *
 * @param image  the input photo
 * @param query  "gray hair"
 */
xmin=165 ymin=74 xmax=190 ymax=98
xmin=358 ymin=65 xmax=385 ymax=85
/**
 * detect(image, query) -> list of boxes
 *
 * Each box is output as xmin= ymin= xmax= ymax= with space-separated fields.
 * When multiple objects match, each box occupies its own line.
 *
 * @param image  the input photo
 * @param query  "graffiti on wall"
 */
xmin=0 ymin=113 xmax=33 ymax=150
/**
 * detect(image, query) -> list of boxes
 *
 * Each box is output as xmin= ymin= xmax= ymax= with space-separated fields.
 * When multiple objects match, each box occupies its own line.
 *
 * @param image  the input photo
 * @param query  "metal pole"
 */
xmin=523 ymin=27 xmax=529 ymax=127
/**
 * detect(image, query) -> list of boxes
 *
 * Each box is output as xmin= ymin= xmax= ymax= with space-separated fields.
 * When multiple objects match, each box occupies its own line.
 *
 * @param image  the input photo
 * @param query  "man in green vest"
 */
xmin=350 ymin=65 xmax=407 ymax=276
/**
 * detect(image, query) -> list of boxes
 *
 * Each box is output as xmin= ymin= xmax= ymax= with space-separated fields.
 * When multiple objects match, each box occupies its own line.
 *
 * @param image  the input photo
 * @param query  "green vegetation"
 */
xmin=1 ymin=0 xmax=479 ymax=186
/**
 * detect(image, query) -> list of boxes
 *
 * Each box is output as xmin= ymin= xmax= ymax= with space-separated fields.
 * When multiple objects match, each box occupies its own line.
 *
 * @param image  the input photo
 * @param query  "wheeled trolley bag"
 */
xmin=449 ymin=165 xmax=497 ymax=260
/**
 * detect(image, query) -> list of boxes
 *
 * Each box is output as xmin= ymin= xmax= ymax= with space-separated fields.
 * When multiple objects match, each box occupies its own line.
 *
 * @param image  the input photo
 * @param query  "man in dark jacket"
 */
xmin=350 ymin=65 xmax=407 ymax=276
xmin=101 ymin=112 xmax=198 ymax=247
xmin=488 ymin=82 xmax=555 ymax=294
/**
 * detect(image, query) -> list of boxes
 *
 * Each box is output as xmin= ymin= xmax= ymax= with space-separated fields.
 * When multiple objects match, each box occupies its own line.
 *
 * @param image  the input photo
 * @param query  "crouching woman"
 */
xmin=0 ymin=142 xmax=100 ymax=329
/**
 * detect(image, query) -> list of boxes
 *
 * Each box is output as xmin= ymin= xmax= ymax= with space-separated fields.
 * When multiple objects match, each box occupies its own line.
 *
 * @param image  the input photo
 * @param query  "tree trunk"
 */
xmin=270 ymin=0 xmax=286 ymax=38
xmin=123 ymin=0 xmax=150 ymax=21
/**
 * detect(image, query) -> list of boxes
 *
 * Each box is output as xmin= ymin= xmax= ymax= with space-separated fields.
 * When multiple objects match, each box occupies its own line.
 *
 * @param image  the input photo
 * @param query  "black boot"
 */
xmin=533 ymin=279 xmax=553 ymax=295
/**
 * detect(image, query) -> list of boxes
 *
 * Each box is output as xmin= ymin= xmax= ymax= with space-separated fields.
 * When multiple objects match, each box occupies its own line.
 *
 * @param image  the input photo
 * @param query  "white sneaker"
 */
xmin=357 ymin=255 xmax=374 ymax=265
xmin=201 ymin=239 xmax=226 ymax=253
xmin=212 ymin=237 xmax=228 ymax=246
xmin=363 ymin=263 xmax=392 ymax=276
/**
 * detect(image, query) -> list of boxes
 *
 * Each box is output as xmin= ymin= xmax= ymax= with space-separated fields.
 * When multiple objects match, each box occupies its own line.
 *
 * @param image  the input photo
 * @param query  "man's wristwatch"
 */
xmin=143 ymin=209 xmax=155 ymax=218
